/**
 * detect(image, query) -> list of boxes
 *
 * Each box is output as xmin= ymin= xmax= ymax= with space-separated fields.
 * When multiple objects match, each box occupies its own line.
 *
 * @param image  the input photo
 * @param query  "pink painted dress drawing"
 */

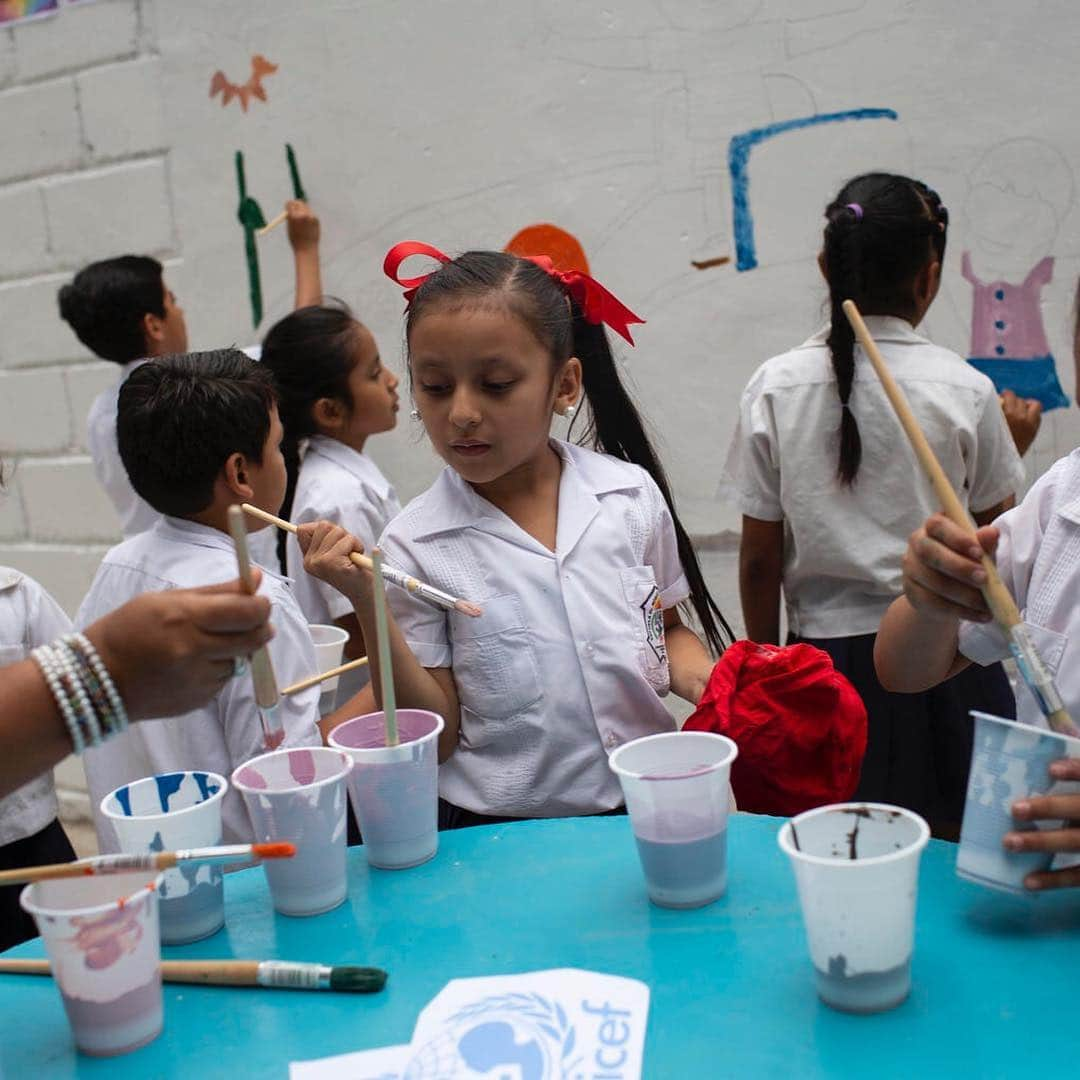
xmin=962 ymin=252 xmax=1069 ymax=410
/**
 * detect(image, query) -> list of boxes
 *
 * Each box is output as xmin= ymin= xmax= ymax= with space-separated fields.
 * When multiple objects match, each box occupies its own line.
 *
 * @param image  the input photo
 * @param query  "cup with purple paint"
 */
xmin=329 ymin=710 xmax=444 ymax=869
xmin=608 ymin=730 xmax=738 ymax=909
xmin=100 ymin=771 xmax=227 ymax=945
xmin=956 ymin=711 xmax=1080 ymax=893
xmin=778 ymin=802 xmax=929 ymax=1014
xmin=231 ymin=747 xmax=352 ymax=916
xmin=20 ymin=869 xmax=163 ymax=1056
xmin=308 ymin=624 xmax=350 ymax=715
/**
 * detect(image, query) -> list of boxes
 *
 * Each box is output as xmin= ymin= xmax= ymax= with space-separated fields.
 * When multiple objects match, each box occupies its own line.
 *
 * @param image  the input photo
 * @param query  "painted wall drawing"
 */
xmin=727 ymin=108 xmax=899 ymax=272
xmin=505 ymin=224 xmax=590 ymax=274
xmin=210 ymin=55 xmax=279 ymax=112
xmin=961 ymin=139 xmax=1074 ymax=411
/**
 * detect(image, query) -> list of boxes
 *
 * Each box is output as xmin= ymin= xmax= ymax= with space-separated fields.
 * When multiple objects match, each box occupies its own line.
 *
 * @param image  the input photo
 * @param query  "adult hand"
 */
xmin=1000 ymin=390 xmax=1042 ymax=456
xmin=84 ymin=576 xmax=273 ymax=720
xmin=901 ymin=513 xmax=998 ymax=624
xmin=1005 ymin=757 xmax=1080 ymax=890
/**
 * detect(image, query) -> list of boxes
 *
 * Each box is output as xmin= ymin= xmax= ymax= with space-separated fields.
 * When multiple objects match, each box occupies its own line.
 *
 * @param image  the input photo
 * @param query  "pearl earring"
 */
xmin=410 ymin=408 xmax=421 ymax=421
xmin=563 ymin=404 xmax=577 ymax=419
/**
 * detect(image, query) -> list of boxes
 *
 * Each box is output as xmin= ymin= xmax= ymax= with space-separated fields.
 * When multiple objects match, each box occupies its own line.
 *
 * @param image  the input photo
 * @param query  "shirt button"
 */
xmin=583 ymin=641 xmax=595 ymax=657
xmin=603 ymin=730 xmax=620 ymax=750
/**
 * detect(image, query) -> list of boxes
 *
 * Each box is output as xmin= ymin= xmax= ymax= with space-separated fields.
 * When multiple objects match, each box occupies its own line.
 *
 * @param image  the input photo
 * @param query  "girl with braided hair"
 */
xmin=726 ymin=173 xmax=1025 ymax=836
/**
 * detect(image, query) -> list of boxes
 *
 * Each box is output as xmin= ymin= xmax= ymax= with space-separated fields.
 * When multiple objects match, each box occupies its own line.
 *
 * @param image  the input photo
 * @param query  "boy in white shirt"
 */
xmin=76 ymin=349 xmax=356 ymax=852
xmin=0 ymin=566 xmax=76 ymax=949
xmin=57 ymin=202 xmax=322 ymax=548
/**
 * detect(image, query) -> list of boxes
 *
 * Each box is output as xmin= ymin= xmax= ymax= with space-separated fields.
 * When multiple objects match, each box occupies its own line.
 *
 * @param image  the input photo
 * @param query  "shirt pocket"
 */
xmin=451 ymin=593 xmax=543 ymax=735
xmin=618 ymin=565 xmax=670 ymax=695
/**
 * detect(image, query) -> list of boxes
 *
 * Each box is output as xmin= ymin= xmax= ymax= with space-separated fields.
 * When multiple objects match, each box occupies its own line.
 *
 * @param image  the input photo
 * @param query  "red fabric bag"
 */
xmin=683 ymin=640 xmax=867 ymax=817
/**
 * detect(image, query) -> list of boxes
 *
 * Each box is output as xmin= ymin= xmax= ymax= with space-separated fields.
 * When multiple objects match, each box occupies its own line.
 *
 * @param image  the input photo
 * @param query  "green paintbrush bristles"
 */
xmin=330 ymin=966 xmax=388 ymax=993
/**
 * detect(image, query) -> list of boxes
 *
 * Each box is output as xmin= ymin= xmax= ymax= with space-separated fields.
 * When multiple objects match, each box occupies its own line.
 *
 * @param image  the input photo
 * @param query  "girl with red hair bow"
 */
xmin=300 ymin=243 xmax=732 ymax=829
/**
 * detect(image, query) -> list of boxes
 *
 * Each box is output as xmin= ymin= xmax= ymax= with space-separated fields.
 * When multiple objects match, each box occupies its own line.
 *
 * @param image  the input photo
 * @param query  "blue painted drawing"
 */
xmin=727 ymin=108 xmax=899 ymax=271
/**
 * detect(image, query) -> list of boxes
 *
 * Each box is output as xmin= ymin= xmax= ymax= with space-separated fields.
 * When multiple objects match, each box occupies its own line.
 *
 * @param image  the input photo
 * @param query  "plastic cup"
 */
xmin=231 ymin=747 xmax=352 ymax=916
xmin=329 ymin=710 xmax=444 ymax=869
xmin=99 ymin=771 xmax=227 ymax=945
xmin=778 ymin=802 xmax=930 ymax=1014
xmin=957 ymin=711 xmax=1080 ymax=894
xmin=608 ymin=731 xmax=738 ymax=909
xmin=308 ymin=624 xmax=350 ymax=715
xmin=20 ymin=870 xmax=163 ymax=1056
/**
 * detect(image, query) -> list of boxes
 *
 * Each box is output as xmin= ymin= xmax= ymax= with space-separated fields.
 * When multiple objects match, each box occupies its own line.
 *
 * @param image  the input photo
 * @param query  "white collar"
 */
xmin=411 ymin=440 xmax=643 ymax=557
xmin=0 ymin=567 xmax=22 ymax=593
xmin=305 ymin=436 xmax=392 ymax=497
xmin=155 ymin=517 xmax=290 ymax=582
xmin=801 ymin=314 xmax=930 ymax=350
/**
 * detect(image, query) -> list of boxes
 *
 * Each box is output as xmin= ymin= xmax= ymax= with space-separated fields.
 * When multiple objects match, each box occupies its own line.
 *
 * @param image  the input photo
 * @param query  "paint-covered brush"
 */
xmin=843 ymin=299 xmax=1079 ymax=737
xmin=0 ymin=958 xmax=386 ymax=994
xmin=227 ymin=505 xmax=285 ymax=750
xmin=0 ymin=842 xmax=295 ymax=885
xmin=240 ymin=503 xmax=483 ymax=617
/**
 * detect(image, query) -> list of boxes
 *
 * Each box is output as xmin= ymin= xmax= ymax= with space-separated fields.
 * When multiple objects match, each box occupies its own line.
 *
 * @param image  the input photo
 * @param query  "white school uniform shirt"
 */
xmin=76 ymin=517 xmax=322 ymax=852
xmin=286 ymin=437 xmax=402 ymax=697
xmin=86 ymin=359 xmax=160 ymax=539
xmin=379 ymin=439 xmax=690 ymax=818
xmin=0 ymin=569 xmax=73 ymax=846
xmin=959 ymin=449 xmax=1080 ymax=728
xmin=725 ymin=315 xmax=1024 ymax=638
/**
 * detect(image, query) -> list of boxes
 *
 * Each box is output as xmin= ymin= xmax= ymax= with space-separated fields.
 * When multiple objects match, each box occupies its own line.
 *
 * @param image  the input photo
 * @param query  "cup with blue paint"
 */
xmin=956 ymin=711 xmax=1080 ymax=893
xmin=778 ymin=802 xmax=930 ymax=1014
xmin=609 ymin=731 xmax=738 ymax=909
xmin=232 ymin=746 xmax=352 ymax=916
xmin=100 ymin=771 xmax=227 ymax=945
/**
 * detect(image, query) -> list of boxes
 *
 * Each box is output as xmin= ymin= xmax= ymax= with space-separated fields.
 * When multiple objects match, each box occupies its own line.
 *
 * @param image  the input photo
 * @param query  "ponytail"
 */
xmin=823 ymin=207 xmax=864 ymax=485
xmin=822 ymin=173 xmax=950 ymax=486
xmin=571 ymin=312 xmax=734 ymax=655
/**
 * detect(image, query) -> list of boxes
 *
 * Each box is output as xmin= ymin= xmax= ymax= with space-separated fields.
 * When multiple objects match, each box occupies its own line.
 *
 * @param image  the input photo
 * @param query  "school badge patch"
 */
xmin=640 ymin=586 xmax=666 ymax=664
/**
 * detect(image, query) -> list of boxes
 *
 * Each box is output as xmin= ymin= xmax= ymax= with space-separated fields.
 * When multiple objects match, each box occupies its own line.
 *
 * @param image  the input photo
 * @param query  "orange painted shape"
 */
xmin=506 ymin=224 xmax=590 ymax=275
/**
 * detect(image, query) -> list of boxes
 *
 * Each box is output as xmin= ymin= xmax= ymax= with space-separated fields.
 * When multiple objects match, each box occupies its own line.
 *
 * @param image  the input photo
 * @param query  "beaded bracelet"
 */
xmin=31 ymin=635 xmax=130 ymax=754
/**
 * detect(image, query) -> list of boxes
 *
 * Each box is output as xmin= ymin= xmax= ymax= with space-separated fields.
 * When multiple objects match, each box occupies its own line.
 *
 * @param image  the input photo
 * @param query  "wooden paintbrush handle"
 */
xmin=160 ymin=960 xmax=260 ymax=986
xmin=281 ymin=656 xmax=370 ymax=696
xmin=0 ymin=862 xmax=85 ymax=885
xmin=842 ymin=299 xmax=1021 ymax=630
xmin=0 ymin=959 xmax=49 ymax=975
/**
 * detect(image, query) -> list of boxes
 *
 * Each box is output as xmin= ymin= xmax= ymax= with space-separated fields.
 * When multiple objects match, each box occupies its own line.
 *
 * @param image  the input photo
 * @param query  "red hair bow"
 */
xmin=383 ymin=241 xmax=645 ymax=346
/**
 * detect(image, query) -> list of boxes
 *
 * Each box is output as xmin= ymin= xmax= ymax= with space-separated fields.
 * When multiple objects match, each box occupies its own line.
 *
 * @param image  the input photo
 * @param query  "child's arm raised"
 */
xmin=739 ymin=515 xmax=784 ymax=645
xmin=874 ymin=513 xmax=998 ymax=692
xmin=286 ymin=200 xmax=322 ymax=309
xmin=297 ymin=521 xmax=461 ymax=760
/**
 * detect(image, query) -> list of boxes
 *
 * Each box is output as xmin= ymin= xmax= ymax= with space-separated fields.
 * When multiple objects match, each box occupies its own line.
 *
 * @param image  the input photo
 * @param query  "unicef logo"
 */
xmin=404 ymin=993 xmax=578 ymax=1079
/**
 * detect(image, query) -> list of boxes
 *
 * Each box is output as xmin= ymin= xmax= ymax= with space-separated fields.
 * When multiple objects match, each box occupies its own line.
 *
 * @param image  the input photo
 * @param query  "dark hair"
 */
xmin=117 ymin=349 xmax=277 ymax=517
xmin=822 ymin=173 xmax=948 ymax=484
xmin=260 ymin=300 xmax=361 ymax=567
xmin=57 ymin=256 xmax=166 ymax=365
xmin=405 ymin=251 xmax=733 ymax=654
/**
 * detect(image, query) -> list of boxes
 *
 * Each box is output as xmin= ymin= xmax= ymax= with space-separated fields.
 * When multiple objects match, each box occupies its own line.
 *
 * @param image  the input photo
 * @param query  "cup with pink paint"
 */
xmin=308 ymin=624 xmax=350 ymax=715
xmin=99 ymin=770 xmax=227 ymax=945
xmin=231 ymin=746 xmax=352 ymax=916
xmin=20 ymin=869 xmax=163 ymax=1056
xmin=329 ymin=710 xmax=444 ymax=869
xmin=609 ymin=730 xmax=738 ymax=909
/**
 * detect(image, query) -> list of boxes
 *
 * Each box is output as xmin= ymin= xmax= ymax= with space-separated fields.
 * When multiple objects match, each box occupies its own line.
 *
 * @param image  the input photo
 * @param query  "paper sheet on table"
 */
xmin=289 ymin=967 xmax=650 ymax=1079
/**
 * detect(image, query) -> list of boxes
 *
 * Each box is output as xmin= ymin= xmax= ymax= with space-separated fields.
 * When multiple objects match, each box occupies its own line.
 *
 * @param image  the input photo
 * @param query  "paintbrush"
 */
xmin=843 ymin=299 xmax=1079 ymax=737
xmin=370 ymin=549 xmax=398 ymax=747
xmin=282 ymin=656 xmax=370 ymax=696
xmin=0 ymin=958 xmax=386 ymax=993
xmin=240 ymin=503 xmax=483 ymax=617
xmin=227 ymin=505 xmax=286 ymax=749
xmin=0 ymin=842 xmax=295 ymax=885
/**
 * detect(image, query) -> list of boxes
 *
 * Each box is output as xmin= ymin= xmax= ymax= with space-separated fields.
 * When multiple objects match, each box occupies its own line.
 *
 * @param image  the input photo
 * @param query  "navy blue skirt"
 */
xmin=790 ymin=632 xmax=1016 ymax=839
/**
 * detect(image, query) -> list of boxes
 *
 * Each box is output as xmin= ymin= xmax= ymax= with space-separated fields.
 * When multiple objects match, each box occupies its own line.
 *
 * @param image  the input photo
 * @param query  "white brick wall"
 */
xmin=0 ymin=0 xmax=165 ymax=827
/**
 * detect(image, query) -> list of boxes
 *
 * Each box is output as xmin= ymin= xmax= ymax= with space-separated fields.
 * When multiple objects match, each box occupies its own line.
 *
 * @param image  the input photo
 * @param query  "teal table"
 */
xmin=1 ymin=814 xmax=1078 ymax=1078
